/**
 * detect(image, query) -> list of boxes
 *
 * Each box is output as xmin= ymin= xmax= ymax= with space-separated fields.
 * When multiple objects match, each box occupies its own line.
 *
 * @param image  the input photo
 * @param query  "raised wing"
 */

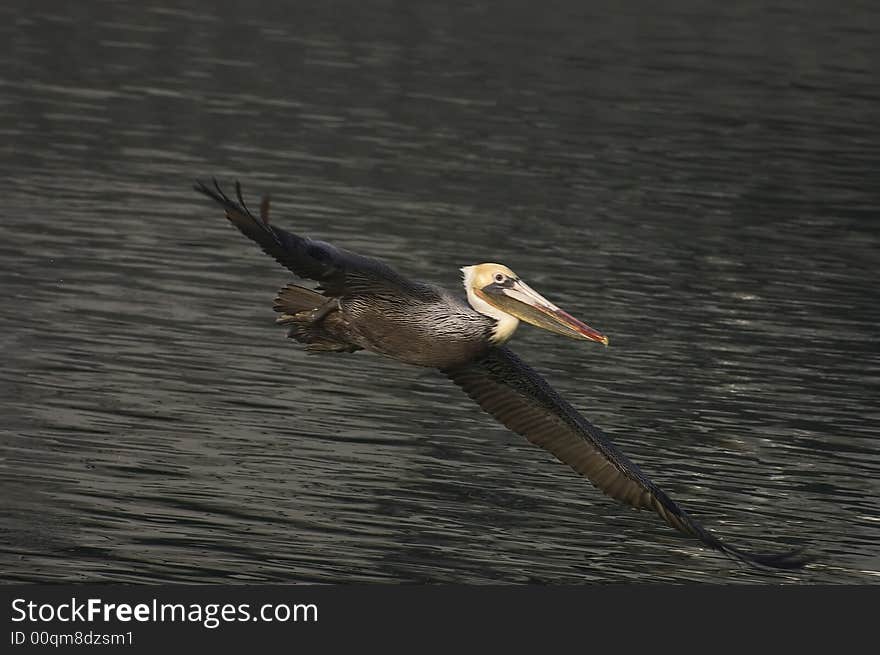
xmin=195 ymin=179 xmax=428 ymax=298
xmin=444 ymin=346 xmax=808 ymax=569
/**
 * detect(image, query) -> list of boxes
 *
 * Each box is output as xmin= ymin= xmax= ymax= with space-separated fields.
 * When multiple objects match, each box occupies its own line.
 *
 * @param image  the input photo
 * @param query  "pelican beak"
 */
xmin=479 ymin=278 xmax=609 ymax=345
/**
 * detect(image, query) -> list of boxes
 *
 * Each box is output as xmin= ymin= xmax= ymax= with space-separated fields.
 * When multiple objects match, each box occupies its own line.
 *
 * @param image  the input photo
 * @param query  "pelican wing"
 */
xmin=195 ymin=180 xmax=428 ymax=298
xmin=444 ymin=346 xmax=807 ymax=569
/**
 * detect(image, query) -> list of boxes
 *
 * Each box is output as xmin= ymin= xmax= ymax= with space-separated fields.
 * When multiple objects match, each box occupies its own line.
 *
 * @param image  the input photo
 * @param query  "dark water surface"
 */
xmin=1 ymin=1 xmax=878 ymax=583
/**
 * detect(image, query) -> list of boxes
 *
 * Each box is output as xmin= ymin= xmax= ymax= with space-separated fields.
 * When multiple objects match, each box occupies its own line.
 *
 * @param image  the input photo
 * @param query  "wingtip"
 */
xmin=193 ymin=177 xmax=242 ymax=209
xmin=193 ymin=178 xmax=222 ymax=202
xmin=726 ymin=544 xmax=813 ymax=571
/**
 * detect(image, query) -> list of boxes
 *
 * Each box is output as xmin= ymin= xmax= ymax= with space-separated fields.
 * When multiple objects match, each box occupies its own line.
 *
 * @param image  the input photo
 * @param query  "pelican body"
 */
xmin=195 ymin=180 xmax=808 ymax=571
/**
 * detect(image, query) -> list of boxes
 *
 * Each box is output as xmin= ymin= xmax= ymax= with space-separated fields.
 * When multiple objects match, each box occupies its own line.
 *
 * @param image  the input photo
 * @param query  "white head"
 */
xmin=460 ymin=263 xmax=608 ymax=346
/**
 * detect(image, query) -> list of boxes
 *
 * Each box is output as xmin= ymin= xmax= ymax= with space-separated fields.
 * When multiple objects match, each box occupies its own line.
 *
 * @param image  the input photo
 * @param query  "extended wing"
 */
xmin=195 ymin=179 xmax=428 ymax=298
xmin=444 ymin=346 xmax=808 ymax=569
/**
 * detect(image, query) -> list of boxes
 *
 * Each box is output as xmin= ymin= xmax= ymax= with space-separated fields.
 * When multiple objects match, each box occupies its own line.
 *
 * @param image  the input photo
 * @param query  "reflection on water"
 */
xmin=0 ymin=0 xmax=878 ymax=583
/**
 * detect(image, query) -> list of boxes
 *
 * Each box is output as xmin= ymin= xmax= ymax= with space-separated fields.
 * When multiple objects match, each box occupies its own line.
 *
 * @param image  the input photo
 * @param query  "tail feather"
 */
xmin=273 ymin=284 xmax=325 ymax=316
xmin=272 ymin=284 xmax=362 ymax=354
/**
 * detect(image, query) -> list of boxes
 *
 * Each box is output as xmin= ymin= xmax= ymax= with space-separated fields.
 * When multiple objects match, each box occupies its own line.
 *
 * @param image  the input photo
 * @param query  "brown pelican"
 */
xmin=195 ymin=179 xmax=808 ymax=570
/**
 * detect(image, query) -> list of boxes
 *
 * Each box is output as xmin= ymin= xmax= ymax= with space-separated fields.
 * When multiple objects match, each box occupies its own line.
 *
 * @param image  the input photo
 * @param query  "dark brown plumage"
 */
xmin=444 ymin=347 xmax=808 ymax=569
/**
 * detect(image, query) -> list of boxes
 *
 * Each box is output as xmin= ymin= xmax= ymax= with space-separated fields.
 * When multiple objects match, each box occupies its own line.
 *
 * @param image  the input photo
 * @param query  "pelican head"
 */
xmin=460 ymin=263 xmax=609 ymax=346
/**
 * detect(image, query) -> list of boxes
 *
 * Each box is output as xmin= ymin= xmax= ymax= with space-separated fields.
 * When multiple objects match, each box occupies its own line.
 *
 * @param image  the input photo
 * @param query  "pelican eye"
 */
xmin=494 ymin=273 xmax=505 ymax=283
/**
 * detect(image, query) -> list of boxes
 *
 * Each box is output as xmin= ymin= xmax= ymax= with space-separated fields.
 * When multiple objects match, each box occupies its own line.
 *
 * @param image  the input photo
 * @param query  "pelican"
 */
xmin=195 ymin=179 xmax=808 ymax=570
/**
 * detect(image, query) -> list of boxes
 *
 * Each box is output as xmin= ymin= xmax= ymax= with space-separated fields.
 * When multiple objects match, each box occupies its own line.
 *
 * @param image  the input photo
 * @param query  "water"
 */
xmin=1 ymin=0 xmax=877 ymax=583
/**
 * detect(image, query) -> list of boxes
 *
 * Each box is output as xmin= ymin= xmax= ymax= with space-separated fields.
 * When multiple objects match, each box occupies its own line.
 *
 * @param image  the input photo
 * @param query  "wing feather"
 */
xmin=194 ymin=179 xmax=430 ymax=298
xmin=444 ymin=346 xmax=808 ymax=569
